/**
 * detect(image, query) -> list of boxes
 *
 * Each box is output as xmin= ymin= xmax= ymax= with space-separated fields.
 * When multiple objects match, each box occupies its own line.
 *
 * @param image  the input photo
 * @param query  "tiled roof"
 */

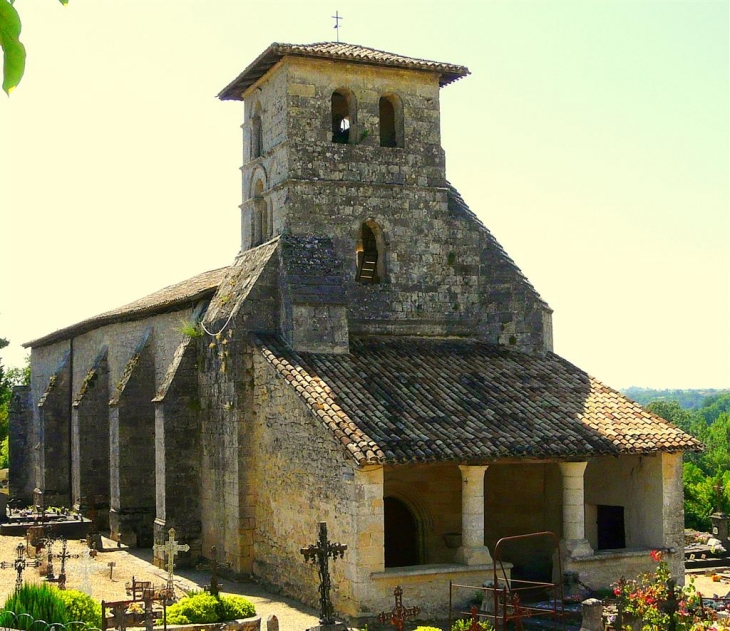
xmin=256 ymin=335 xmax=702 ymax=466
xmin=26 ymin=267 xmax=228 ymax=348
xmin=218 ymin=42 xmax=470 ymax=100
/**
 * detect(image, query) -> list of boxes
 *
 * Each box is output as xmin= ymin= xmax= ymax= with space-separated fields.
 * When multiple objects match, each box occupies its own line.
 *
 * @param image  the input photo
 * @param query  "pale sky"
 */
xmin=0 ymin=0 xmax=728 ymax=390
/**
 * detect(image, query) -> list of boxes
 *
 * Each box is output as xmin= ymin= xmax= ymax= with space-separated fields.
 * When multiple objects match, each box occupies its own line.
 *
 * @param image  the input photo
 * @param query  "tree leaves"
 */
xmin=0 ymin=0 xmax=69 ymax=96
xmin=0 ymin=0 xmax=25 ymax=95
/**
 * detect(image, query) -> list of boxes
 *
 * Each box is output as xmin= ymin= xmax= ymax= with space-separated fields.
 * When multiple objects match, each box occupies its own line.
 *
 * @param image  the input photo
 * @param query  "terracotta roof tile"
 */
xmin=255 ymin=335 xmax=702 ymax=466
xmin=218 ymin=42 xmax=470 ymax=100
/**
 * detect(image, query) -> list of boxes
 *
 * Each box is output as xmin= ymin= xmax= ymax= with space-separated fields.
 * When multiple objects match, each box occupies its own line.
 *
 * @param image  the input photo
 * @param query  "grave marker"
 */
xmin=153 ymin=527 xmax=189 ymax=594
xmin=1 ymin=542 xmax=42 ymax=592
xmin=377 ymin=586 xmax=420 ymax=631
xmin=300 ymin=521 xmax=347 ymax=625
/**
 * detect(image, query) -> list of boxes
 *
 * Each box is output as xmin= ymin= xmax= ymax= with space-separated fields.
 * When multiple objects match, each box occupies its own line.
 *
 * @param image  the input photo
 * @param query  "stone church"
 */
xmin=10 ymin=42 xmax=700 ymax=618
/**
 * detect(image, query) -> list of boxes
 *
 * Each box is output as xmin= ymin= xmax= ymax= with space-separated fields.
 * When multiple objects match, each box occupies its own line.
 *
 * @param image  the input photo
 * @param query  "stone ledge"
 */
xmin=569 ymin=547 xmax=656 ymax=563
xmin=371 ymin=562 xmax=512 ymax=580
xmin=151 ymin=615 xmax=261 ymax=631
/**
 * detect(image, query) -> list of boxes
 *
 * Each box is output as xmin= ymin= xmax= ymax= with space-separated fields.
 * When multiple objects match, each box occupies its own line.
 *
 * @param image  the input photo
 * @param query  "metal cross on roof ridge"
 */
xmin=332 ymin=11 xmax=343 ymax=43
xmin=300 ymin=521 xmax=347 ymax=624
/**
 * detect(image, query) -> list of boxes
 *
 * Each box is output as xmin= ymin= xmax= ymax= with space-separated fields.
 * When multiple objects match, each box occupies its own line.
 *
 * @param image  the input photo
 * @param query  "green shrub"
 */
xmin=164 ymin=592 xmax=256 ymax=625
xmin=0 ymin=583 xmax=69 ymax=629
xmin=58 ymin=589 xmax=102 ymax=628
xmin=451 ymin=617 xmax=492 ymax=631
xmin=218 ymin=594 xmax=255 ymax=620
xmin=415 ymin=626 xmax=443 ymax=631
xmin=165 ymin=592 xmax=220 ymax=625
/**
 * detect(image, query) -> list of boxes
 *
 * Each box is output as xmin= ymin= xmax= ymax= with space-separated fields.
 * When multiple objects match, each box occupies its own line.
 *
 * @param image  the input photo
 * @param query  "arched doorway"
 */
xmin=384 ymin=496 xmax=419 ymax=567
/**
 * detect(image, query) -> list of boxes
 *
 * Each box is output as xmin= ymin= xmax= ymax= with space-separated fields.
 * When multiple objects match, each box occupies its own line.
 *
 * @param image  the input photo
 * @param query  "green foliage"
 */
xmin=415 ymin=626 xmax=443 ymax=631
xmin=0 ymin=0 xmax=69 ymax=95
xmin=612 ymin=553 xmax=712 ymax=631
xmin=0 ymin=436 xmax=8 ymax=468
xmin=217 ymin=594 xmax=256 ymax=621
xmin=0 ymin=583 xmax=69 ymax=629
xmin=179 ymin=320 xmax=204 ymax=338
xmin=58 ymin=589 xmax=102 ymax=628
xmin=645 ymin=393 xmax=730 ymax=529
xmin=624 ymin=387 xmax=730 ymax=410
xmin=164 ymin=592 xmax=256 ymax=625
xmin=451 ymin=618 xmax=492 ymax=631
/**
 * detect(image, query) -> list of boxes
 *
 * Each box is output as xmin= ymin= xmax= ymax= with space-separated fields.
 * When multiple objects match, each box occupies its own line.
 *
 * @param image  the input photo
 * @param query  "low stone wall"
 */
xmin=366 ymin=564 xmax=512 ymax=620
xmin=160 ymin=615 xmax=261 ymax=631
xmin=563 ymin=548 xmax=684 ymax=589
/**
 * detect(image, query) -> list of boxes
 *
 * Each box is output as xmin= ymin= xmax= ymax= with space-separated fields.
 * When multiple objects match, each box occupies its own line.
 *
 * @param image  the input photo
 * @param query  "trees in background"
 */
xmin=647 ymin=393 xmax=730 ymax=531
xmin=0 ymin=336 xmax=29 ymax=468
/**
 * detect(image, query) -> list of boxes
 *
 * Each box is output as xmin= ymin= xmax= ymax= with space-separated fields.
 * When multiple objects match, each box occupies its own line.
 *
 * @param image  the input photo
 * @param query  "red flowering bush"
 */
xmin=612 ymin=551 xmax=715 ymax=631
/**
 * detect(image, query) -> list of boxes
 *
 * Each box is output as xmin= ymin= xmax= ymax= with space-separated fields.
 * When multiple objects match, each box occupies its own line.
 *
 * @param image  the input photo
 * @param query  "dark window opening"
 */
xmin=356 ymin=223 xmax=380 ymax=283
xmin=384 ymin=497 xmax=419 ymax=567
xmin=597 ymin=504 xmax=626 ymax=550
xmin=379 ymin=97 xmax=397 ymax=147
xmin=251 ymin=114 xmax=262 ymax=159
xmin=331 ymin=91 xmax=351 ymax=144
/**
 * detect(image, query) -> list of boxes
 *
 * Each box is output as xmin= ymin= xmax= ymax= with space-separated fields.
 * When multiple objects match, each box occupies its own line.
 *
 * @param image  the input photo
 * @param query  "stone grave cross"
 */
xmin=74 ymin=549 xmax=97 ymax=596
xmin=153 ymin=528 xmax=189 ymax=592
xmin=1 ymin=542 xmax=42 ymax=593
xmin=377 ymin=586 xmax=420 ymax=631
xmin=300 ymin=521 xmax=347 ymax=625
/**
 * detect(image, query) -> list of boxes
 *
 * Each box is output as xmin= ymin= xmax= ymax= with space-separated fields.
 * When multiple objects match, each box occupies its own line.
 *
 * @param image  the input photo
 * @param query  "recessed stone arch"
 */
xmin=331 ymin=89 xmax=357 ymax=144
xmin=248 ymin=168 xmax=271 ymax=247
xmin=383 ymin=479 xmax=434 ymax=568
xmin=379 ymin=93 xmax=404 ymax=148
xmin=355 ymin=219 xmax=387 ymax=283
xmin=250 ymin=101 xmax=263 ymax=160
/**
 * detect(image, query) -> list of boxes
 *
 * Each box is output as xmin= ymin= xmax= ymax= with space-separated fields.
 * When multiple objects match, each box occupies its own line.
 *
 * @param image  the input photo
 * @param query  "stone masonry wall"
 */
xmin=251 ymin=351 xmax=360 ymax=615
xmin=71 ymin=349 xmax=110 ymax=530
xmin=284 ymin=58 xmax=445 ymax=188
xmin=198 ymin=251 xmax=279 ymax=573
xmin=153 ymin=338 xmax=202 ymax=566
xmin=38 ymin=351 xmax=72 ymax=506
xmin=9 ymin=386 xmax=33 ymax=502
xmin=236 ymin=55 xmax=551 ymax=353
xmin=109 ymin=337 xmax=156 ymax=547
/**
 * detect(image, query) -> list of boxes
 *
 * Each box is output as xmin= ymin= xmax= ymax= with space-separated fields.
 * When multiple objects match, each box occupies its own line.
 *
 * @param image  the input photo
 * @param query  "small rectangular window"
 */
xmin=596 ymin=504 xmax=625 ymax=550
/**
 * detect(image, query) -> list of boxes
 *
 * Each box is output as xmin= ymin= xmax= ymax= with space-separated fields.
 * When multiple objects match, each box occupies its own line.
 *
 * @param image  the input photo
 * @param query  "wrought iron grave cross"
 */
xmin=377 ymin=586 xmax=420 ymax=631
xmin=55 ymin=537 xmax=79 ymax=589
xmin=207 ymin=545 xmax=220 ymax=597
xmin=300 ymin=521 xmax=347 ymax=625
xmin=153 ymin=528 xmax=189 ymax=591
xmin=1 ymin=542 xmax=42 ymax=593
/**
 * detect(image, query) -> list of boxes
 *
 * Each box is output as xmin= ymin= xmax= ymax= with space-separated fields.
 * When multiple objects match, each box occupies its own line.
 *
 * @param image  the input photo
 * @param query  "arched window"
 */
xmin=251 ymin=103 xmax=263 ymax=159
xmin=331 ymin=90 xmax=353 ymax=144
xmin=251 ymin=179 xmax=269 ymax=247
xmin=379 ymin=95 xmax=403 ymax=148
xmin=384 ymin=497 xmax=419 ymax=567
xmin=356 ymin=221 xmax=386 ymax=283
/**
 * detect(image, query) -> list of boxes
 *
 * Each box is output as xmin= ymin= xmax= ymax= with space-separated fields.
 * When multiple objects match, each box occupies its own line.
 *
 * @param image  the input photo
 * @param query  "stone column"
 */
xmin=559 ymin=462 xmax=593 ymax=558
xmin=456 ymin=465 xmax=493 ymax=565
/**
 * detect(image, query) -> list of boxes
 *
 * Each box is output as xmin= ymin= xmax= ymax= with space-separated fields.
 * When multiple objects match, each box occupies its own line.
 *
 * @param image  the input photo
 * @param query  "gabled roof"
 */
xmin=218 ymin=42 xmax=470 ymax=101
xmin=25 ymin=267 xmax=228 ymax=349
xmin=447 ymin=183 xmax=550 ymax=310
xmin=256 ymin=335 xmax=702 ymax=466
